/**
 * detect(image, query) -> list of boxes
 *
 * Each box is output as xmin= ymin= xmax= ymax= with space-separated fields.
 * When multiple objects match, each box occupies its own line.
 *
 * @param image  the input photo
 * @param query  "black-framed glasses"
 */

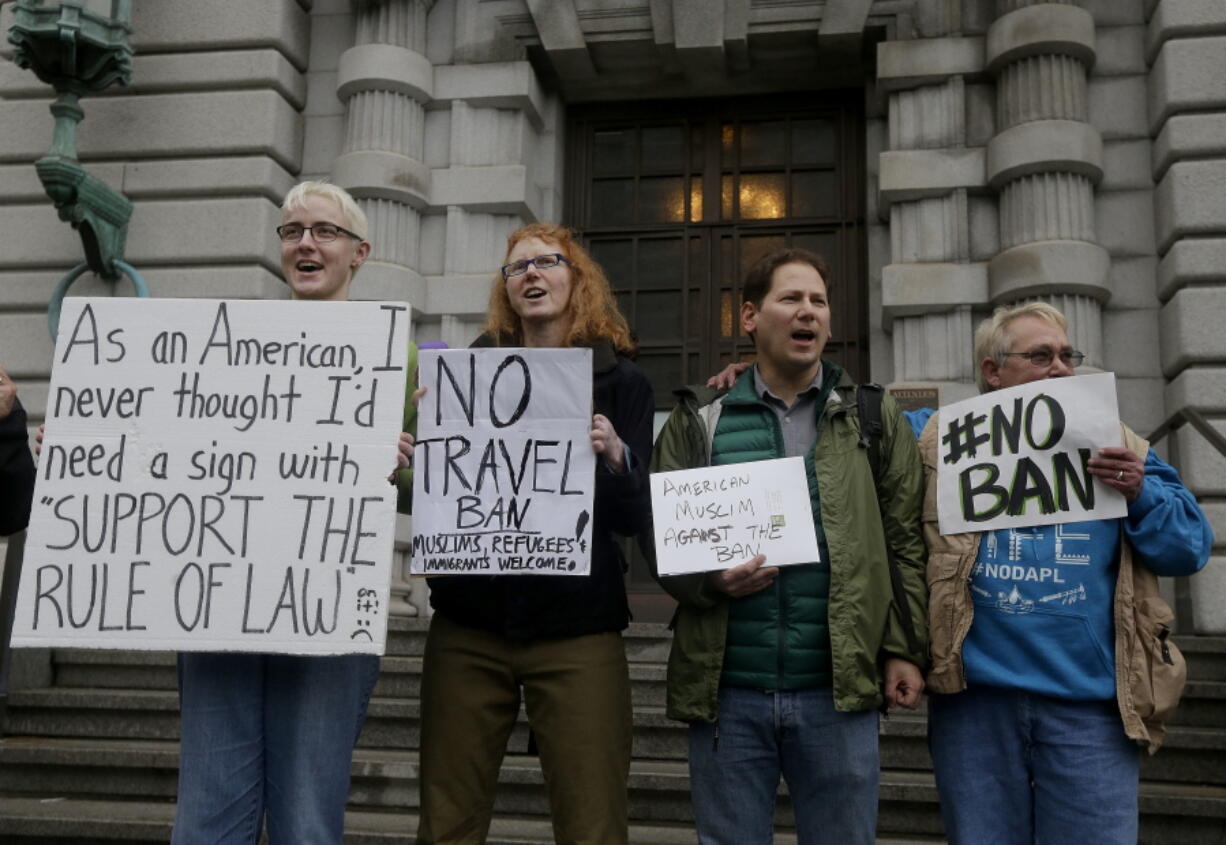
xmin=501 ymin=253 xmax=569 ymax=279
xmin=1002 ymin=349 xmax=1086 ymax=367
xmin=276 ymin=223 xmax=362 ymax=243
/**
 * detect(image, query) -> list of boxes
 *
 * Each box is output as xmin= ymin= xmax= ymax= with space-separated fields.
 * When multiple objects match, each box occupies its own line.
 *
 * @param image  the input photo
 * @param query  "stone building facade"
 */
xmin=1 ymin=0 xmax=1222 ymax=629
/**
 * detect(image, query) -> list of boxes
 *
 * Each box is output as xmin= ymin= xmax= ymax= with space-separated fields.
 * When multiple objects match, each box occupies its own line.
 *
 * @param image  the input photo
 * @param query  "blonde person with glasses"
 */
xmin=413 ymin=224 xmax=655 ymax=845
xmin=170 ymin=181 xmax=416 ymax=845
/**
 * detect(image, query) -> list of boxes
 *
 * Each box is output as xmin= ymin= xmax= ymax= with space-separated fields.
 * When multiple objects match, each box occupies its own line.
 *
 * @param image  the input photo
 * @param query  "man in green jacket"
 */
xmin=649 ymin=247 xmax=928 ymax=844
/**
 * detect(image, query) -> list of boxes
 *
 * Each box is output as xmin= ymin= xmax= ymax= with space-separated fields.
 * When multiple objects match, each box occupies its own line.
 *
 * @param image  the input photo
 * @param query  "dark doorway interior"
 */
xmin=566 ymin=93 xmax=868 ymax=622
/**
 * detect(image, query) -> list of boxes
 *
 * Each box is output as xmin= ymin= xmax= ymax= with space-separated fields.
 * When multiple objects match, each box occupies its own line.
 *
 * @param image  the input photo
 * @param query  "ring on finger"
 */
xmin=1115 ymin=469 xmax=1124 ymax=481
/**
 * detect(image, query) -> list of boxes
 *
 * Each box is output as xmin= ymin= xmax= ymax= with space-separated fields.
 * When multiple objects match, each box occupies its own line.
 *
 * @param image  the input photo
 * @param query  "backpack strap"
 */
xmin=856 ymin=383 xmax=922 ymax=658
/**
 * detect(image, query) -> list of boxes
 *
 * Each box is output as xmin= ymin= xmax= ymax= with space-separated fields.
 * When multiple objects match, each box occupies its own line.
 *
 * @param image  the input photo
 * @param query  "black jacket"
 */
xmin=427 ymin=338 xmax=655 ymax=639
xmin=1 ymin=397 xmax=36 ymax=536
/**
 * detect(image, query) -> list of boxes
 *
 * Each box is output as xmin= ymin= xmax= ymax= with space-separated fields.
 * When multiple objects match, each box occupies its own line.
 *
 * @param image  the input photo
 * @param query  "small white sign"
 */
xmin=12 ymin=297 xmax=410 ymax=655
xmin=936 ymin=372 xmax=1126 ymax=535
xmin=650 ymin=457 xmax=820 ymax=576
xmin=409 ymin=348 xmax=596 ymax=576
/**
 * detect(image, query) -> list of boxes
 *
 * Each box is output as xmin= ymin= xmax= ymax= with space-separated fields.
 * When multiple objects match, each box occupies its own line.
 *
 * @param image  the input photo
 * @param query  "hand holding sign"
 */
xmin=706 ymin=553 xmax=779 ymax=597
xmin=1088 ymin=446 xmax=1145 ymax=501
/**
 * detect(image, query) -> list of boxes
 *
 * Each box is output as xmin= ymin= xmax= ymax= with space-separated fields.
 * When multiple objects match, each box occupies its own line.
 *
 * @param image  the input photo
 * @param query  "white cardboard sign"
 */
xmin=12 ymin=297 xmax=411 ymax=655
xmin=409 ymin=348 xmax=596 ymax=576
xmin=651 ymin=457 xmax=820 ymax=576
xmin=936 ymin=372 xmax=1126 ymax=535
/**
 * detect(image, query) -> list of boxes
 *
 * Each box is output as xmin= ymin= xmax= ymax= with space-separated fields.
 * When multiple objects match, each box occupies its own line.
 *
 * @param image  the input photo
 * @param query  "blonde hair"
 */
xmin=483 ymin=223 xmax=635 ymax=354
xmin=281 ymin=181 xmax=369 ymax=240
xmin=973 ymin=302 xmax=1069 ymax=392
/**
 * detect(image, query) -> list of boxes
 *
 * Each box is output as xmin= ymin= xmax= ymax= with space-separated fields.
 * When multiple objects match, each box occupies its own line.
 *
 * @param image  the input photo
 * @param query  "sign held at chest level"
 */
xmin=935 ymin=372 xmax=1126 ymax=535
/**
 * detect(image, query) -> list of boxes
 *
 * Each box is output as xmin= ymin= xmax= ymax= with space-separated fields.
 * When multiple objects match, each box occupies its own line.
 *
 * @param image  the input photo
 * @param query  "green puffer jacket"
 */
xmin=713 ymin=366 xmax=837 ymax=691
xmin=649 ymin=366 xmax=930 ymax=720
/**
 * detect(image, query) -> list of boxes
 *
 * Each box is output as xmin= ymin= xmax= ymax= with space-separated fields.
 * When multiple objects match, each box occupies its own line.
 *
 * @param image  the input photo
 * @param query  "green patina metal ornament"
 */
xmin=8 ymin=1 xmax=134 ymax=279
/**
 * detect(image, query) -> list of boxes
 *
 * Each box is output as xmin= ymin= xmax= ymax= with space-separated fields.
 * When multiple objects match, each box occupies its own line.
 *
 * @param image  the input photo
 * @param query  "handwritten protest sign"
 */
xmin=12 ymin=297 xmax=410 ymax=655
xmin=651 ymin=457 xmax=820 ymax=576
xmin=936 ymin=372 xmax=1125 ymax=535
xmin=409 ymin=348 xmax=595 ymax=576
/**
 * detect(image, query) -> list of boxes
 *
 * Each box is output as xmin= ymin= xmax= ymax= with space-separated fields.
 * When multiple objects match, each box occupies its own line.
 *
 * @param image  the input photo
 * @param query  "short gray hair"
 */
xmin=973 ymin=302 xmax=1068 ymax=393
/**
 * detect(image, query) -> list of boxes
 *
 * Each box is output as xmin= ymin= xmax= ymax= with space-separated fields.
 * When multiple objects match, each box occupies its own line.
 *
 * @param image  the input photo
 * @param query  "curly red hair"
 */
xmin=483 ymin=223 xmax=635 ymax=355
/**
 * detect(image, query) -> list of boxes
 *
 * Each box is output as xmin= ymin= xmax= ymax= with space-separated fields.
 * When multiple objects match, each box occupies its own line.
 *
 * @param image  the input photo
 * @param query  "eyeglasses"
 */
xmin=1002 ymin=349 xmax=1086 ymax=367
xmin=276 ymin=223 xmax=362 ymax=243
xmin=501 ymin=253 xmax=569 ymax=279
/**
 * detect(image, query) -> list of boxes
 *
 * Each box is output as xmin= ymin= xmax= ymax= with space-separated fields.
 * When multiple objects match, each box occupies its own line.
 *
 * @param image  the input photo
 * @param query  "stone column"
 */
xmin=332 ymin=0 xmax=435 ymax=617
xmin=1148 ymin=0 xmax=1226 ymax=633
xmin=985 ymin=1 xmax=1109 ymax=365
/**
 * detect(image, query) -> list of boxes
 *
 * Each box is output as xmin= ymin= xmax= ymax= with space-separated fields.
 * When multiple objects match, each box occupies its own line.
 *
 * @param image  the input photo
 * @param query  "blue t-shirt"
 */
xmin=961 ymin=449 xmax=1214 ymax=700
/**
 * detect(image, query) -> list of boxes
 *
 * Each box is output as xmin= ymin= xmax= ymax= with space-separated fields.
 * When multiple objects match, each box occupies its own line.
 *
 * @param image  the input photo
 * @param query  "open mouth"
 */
xmin=791 ymin=329 xmax=816 ymax=342
xmin=524 ymin=288 xmax=547 ymax=300
xmin=296 ymin=261 xmax=323 ymax=273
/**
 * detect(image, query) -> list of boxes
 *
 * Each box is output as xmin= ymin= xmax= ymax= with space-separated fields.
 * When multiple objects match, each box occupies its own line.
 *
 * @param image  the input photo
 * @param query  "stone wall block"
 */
xmin=1145 ymin=0 xmax=1226 ymax=63
xmin=1114 ymin=376 xmax=1165 ymax=434
xmin=1174 ymin=422 xmax=1226 ymax=495
xmin=1165 ymin=366 xmax=1226 ymax=412
xmin=433 ymin=62 xmax=546 ymax=128
xmin=443 ymin=206 xmax=522 ymax=277
xmin=998 ymin=172 xmax=1095 ymax=249
xmin=878 ymin=148 xmax=986 ymax=209
xmin=1087 ymin=76 xmax=1149 ymax=140
xmin=986 ymin=119 xmax=1103 ymax=189
xmin=131 ymin=0 xmax=310 ymax=71
xmin=1147 ymin=36 xmax=1226 ymax=133
xmin=1153 ymin=159 xmax=1226 ymax=255
xmin=0 ymin=92 xmax=303 ymax=171
xmin=877 ymin=36 xmax=985 ymax=91
xmin=1190 ymin=557 xmax=1226 ymax=635
xmin=985 ymin=3 xmax=1096 ymax=74
xmin=882 ymin=262 xmax=988 ymax=318
xmin=1153 ymin=113 xmax=1226 ymax=182
xmin=1156 ymin=238 xmax=1226 ymax=302
xmin=1106 ymin=256 xmax=1160 ymax=309
xmin=996 ymin=54 xmax=1087 ymax=127
xmin=343 ymin=90 xmax=426 ymax=158
xmin=331 ymin=150 xmax=430 ymax=208
xmin=1099 ymin=139 xmax=1151 ymax=191
xmin=0 ymin=313 xmax=56 ymax=376
xmin=359 ymin=197 xmax=421 ymax=267
xmin=1095 ymin=189 xmax=1157 ymax=257
xmin=1093 ymin=25 xmax=1146 ymax=76
xmin=1160 ymin=287 xmax=1226 ymax=376
xmin=356 ymin=0 xmax=429 ymax=51
xmin=1103 ymin=308 xmax=1163 ymax=377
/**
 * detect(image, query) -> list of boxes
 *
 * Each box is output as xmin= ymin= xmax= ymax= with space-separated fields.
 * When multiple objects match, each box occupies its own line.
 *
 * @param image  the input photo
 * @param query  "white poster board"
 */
xmin=651 ymin=457 xmax=820 ymax=576
xmin=12 ymin=297 xmax=410 ymax=655
xmin=936 ymin=372 xmax=1126 ymax=535
xmin=409 ymin=348 xmax=596 ymax=576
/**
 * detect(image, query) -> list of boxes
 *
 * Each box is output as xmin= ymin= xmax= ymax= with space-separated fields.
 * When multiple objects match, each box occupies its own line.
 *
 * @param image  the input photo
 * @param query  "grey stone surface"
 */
xmin=1157 ymin=238 xmax=1226 ymax=301
xmin=1154 ymin=159 xmax=1226 ymax=254
xmin=1190 ymin=557 xmax=1226 ymax=635
xmin=332 ymin=150 xmax=431 ymax=208
xmin=1166 ymin=366 xmax=1226 ymax=411
xmin=307 ymin=9 xmax=356 ymax=72
xmin=878 ymin=148 xmax=985 ymax=206
xmin=433 ymin=62 xmax=547 ymax=127
xmin=1097 ymin=189 xmax=1158 ymax=257
xmin=1107 ymin=256 xmax=1160 ymax=309
xmin=881 ymin=262 xmax=988 ymax=318
xmin=1093 ymin=25 xmax=1147 ymax=76
xmin=1148 ymin=36 xmax=1226 ymax=132
xmin=986 ymin=119 xmax=1103 ymax=188
xmin=132 ymin=0 xmax=310 ymax=71
xmin=1115 ymin=375 xmax=1166 ymax=434
xmin=1080 ymin=0 xmax=1146 ymax=28
xmin=0 ymin=92 xmax=303 ymax=171
xmin=337 ymin=43 xmax=434 ymax=102
xmin=1104 ymin=308 xmax=1163 ymax=378
xmin=1088 ymin=75 xmax=1150 ymax=140
xmin=988 ymin=240 xmax=1111 ymax=302
xmin=876 ymin=36 xmax=985 ymax=90
xmin=1145 ymin=0 xmax=1226 ymax=63
xmin=1153 ymin=113 xmax=1226 ymax=182
xmin=431 ymin=164 xmax=541 ymax=218
xmin=985 ymin=3 xmax=1096 ymax=73
xmin=1160 ymin=287 xmax=1226 ymax=377
xmin=1100 ymin=139 xmax=1153 ymax=190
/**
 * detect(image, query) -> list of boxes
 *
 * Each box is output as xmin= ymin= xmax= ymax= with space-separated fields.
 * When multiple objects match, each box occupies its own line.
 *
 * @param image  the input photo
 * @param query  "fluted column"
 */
xmin=985 ymin=1 xmax=1108 ymax=367
xmin=333 ymin=0 xmax=435 ymax=617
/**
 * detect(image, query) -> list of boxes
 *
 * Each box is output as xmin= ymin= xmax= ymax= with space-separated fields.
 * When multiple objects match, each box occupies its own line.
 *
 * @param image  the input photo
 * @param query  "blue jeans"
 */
xmin=928 ymin=686 xmax=1140 ymax=845
xmin=688 ymin=686 xmax=880 ymax=845
xmin=172 ymin=652 xmax=380 ymax=845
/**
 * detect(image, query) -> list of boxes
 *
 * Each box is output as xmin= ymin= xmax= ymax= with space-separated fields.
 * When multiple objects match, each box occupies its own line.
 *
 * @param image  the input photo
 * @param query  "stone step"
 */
xmin=1179 ymin=636 xmax=1226 ymax=681
xmin=0 ymin=795 xmax=950 ymax=844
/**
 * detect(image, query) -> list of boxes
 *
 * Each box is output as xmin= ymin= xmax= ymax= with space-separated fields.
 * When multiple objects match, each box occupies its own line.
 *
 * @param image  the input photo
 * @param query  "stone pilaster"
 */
xmin=878 ymin=11 xmax=988 ymax=392
xmin=1148 ymin=0 xmax=1226 ymax=633
xmin=332 ymin=0 xmax=432 ymax=311
xmin=985 ymin=1 xmax=1108 ymax=367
